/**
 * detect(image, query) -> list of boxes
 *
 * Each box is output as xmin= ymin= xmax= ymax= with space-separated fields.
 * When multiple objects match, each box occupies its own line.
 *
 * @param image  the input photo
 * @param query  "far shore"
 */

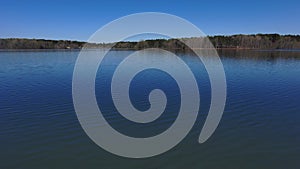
xmin=1 ymin=34 xmax=300 ymax=50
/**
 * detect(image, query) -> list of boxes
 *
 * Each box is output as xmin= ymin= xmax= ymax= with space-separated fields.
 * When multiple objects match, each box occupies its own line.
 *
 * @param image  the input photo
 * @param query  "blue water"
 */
xmin=0 ymin=50 xmax=300 ymax=169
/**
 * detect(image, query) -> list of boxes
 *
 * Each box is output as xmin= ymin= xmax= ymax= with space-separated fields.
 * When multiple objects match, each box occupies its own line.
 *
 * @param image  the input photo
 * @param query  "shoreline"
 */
xmin=1 ymin=48 xmax=300 ymax=51
xmin=1 ymin=34 xmax=300 ymax=50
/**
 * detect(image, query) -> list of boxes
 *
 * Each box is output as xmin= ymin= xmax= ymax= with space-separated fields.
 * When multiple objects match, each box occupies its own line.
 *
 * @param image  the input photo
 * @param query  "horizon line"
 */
xmin=1 ymin=33 xmax=300 ymax=43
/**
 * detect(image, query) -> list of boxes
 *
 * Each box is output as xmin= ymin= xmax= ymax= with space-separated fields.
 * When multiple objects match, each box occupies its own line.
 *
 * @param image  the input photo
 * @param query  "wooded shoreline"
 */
xmin=1 ymin=34 xmax=300 ymax=50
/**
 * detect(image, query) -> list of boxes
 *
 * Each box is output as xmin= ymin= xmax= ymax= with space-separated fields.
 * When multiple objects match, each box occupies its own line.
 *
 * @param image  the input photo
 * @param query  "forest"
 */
xmin=1 ymin=34 xmax=300 ymax=50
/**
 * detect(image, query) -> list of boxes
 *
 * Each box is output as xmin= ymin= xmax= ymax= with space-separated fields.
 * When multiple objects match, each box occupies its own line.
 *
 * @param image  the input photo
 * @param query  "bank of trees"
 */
xmin=209 ymin=34 xmax=300 ymax=49
xmin=0 ymin=39 xmax=85 ymax=49
xmin=1 ymin=34 xmax=300 ymax=49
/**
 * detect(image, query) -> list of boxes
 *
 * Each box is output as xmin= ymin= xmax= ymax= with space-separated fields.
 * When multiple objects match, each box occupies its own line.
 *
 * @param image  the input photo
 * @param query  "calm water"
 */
xmin=0 ymin=50 xmax=300 ymax=169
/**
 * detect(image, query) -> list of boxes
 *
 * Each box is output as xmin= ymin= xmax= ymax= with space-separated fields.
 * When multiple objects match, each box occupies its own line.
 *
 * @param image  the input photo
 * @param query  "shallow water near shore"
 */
xmin=0 ymin=50 xmax=300 ymax=169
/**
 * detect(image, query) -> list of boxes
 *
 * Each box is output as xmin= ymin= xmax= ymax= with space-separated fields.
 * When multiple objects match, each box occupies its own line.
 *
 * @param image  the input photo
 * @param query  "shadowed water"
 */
xmin=0 ymin=50 xmax=300 ymax=169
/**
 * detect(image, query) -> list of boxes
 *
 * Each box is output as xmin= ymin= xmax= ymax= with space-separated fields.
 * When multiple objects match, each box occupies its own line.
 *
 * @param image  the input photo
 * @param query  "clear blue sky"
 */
xmin=1 ymin=0 xmax=299 ymax=41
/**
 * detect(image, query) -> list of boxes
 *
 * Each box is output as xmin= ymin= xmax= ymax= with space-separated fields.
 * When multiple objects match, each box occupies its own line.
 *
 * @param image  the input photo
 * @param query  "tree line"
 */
xmin=1 ymin=34 xmax=300 ymax=50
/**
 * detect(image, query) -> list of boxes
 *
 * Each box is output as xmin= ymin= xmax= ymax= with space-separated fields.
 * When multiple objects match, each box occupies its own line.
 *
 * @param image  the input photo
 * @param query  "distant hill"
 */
xmin=1 ymin=34 xmax=300 ymax=50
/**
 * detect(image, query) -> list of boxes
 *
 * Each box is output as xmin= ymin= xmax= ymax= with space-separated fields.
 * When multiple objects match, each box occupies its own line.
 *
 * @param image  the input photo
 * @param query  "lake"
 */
xmin=0 ymin=50 xmax=300 ymax=169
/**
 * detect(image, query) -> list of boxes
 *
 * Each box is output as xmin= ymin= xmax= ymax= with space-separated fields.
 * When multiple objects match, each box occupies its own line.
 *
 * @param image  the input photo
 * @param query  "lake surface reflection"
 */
xmin=0 ymin=50 xmax=299 ymax=169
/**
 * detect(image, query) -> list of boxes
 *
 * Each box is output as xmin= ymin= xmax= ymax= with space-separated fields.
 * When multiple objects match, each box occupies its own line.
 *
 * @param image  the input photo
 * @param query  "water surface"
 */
xmin=0 ymin=50 xmax=300 ymax=169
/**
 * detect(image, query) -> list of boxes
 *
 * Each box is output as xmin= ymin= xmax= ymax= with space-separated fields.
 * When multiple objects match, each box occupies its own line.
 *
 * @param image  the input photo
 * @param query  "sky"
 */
xmin=1 ymin=0 xmax=299 ymax=41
